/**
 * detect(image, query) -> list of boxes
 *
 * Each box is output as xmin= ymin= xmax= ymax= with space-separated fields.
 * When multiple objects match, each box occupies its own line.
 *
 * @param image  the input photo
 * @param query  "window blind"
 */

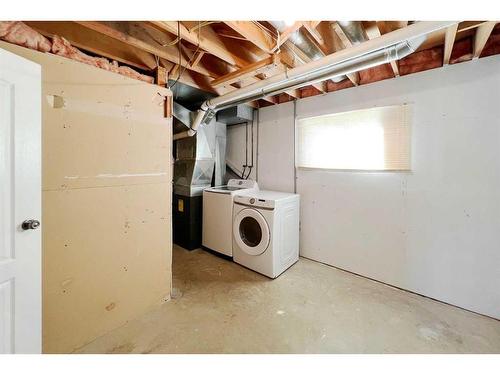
xmin=297 ymin=104 xmax=411 ymax=171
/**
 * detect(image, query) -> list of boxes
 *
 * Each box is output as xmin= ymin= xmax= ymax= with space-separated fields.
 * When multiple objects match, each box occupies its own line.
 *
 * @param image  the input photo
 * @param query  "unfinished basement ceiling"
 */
xmin=13 ymin=20 xmax=500 ymax=107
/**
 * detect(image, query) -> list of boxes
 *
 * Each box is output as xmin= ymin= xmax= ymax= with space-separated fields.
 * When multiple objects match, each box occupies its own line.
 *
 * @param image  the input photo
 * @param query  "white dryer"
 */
xmin=202 ymin=179 xmax=259 ymax=256
xmin=232 ymin=190 xmax=300 ymax=278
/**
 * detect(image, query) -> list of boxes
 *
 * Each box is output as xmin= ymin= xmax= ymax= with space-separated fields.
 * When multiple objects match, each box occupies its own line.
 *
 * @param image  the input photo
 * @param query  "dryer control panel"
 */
xmin=234 ymin=195 xmax=275 ymax=209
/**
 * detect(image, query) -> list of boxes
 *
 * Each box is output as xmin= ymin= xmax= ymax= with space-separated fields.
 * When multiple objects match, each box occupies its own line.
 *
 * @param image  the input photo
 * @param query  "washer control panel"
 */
xmin=234 ymin=195 xmax=275 ymax=209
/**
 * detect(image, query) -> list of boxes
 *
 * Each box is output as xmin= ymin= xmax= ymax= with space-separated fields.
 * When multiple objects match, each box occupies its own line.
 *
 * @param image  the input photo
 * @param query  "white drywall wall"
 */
xmin=257 ymin=101 xmax=295 ymax=192
xmin=253 ymin=55 xmax=500 ymax=318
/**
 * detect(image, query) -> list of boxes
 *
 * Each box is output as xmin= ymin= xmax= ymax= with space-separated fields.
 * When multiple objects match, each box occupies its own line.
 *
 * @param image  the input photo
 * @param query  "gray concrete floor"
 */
xmin=77 ymin=245 xmax=500 ymax=353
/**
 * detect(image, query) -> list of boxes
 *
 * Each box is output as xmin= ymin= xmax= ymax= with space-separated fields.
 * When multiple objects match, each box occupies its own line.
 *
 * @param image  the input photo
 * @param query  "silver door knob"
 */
xmin=22 ymin=219 xmax=40 ymax=230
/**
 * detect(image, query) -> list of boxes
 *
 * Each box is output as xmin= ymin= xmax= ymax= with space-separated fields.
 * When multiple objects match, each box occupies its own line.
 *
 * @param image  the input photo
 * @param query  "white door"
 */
xmin=0 ymin=47 xmax=41 ymax=354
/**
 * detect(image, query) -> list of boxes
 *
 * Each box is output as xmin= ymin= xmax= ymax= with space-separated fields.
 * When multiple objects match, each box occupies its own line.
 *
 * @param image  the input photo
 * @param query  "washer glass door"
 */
xmin=233 ymin=208 xmax=270 ymax=256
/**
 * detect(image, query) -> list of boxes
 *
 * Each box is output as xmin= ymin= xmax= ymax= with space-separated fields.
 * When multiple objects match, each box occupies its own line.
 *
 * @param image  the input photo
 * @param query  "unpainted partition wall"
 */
xmin=0 ymin=41 xmax=173 ymax=353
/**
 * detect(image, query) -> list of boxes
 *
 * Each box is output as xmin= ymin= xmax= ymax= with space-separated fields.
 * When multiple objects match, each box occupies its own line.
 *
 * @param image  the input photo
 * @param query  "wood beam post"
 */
xmin=443 ymin=24 xmax=459 ymax=65
xmin=473 ymin=22 xmax=496 ymax=59
xmin=155 ymin=66 xmax=168 ymax=87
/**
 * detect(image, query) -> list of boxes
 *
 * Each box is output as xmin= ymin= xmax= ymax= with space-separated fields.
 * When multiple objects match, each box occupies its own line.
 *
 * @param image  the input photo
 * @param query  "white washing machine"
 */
xmin=202 ymin=179 xmax=259 ymax=256
xmin=232 ymin=190 xmax=300 ymax=278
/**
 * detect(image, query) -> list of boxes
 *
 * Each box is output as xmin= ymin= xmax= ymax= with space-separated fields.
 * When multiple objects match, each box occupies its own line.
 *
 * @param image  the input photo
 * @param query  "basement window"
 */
xmin=296 ymin=104 xmax=412 ymax=171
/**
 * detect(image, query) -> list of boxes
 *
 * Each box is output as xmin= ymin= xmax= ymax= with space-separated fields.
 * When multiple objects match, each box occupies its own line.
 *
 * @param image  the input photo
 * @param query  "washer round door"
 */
xmin=233 ymin=208 xmax=270 ymax=256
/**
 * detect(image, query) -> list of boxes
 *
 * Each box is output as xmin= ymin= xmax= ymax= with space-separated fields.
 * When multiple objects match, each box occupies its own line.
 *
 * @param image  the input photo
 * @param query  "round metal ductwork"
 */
xmin=173 ymin=21 xmax=458 ymax=141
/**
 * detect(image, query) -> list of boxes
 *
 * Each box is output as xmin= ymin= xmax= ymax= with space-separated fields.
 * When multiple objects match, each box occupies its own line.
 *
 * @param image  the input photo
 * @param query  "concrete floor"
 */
xmin=77 ymin=245 xmax=500 ymax=354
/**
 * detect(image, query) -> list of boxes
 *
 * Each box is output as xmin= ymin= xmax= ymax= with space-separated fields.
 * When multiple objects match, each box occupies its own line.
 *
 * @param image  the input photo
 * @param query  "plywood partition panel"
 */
xmin=0 ymin=41 xmax=172 ymax=353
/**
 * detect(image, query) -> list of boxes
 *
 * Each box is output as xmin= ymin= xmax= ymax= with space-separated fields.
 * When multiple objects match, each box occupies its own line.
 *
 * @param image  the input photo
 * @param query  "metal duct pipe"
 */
xmin=337 ymin=21 xmax=369 ymax=45
xmin=269 ymin=21 xmax=324 ymax=62
xmin=173 ymin=21 xmax=456 ymax=140
xmin=271 ymin=20 xmax=346 ymax=83
xmin=334 ymin=21 xmax=368 ymax=82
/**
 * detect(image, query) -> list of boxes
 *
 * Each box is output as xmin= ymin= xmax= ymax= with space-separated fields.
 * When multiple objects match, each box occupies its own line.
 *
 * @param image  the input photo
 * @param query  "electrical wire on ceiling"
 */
xmin=166 ymin=20 xmax=305 ymax=96
xmin=162 ymin=36 xmax=181 ymax=47
xmin=252 ymin=21 xmax=278 ymax=39
xmin=216 ymin=33 xmax=249 ymax=41
xmin=162 ymin=22 xmax=213 ymax=46
xmin=189 ymin=21 xmax=217 ymax=33
xmin=168 ymin=21 xmax=202 ymax=90
xmin=162 ymin=19 xmax=304 ymax=89
xmin=275 ymin=30 xmax=281 ymax=54
xmin=251 ymin=21 xmax=303 ymax=66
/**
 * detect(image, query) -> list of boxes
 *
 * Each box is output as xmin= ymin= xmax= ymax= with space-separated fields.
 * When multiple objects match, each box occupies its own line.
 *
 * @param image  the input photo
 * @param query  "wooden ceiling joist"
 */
xmin=25 ymin=21 xmax=157 ymax=71
xmin=148 ymin=21 xmax=246 ymax=67
xmin=74 ymin=21 xmax=216 ymax=78
xmin=223 ymin=21 xmax=275 ymax=54
xmin=260 ymin=95 xmax=278 ymax=105
xmin=389 ymin=57 xmax=400 ymax=77
xmin=377 ymin=21 xmax=409 ymax=34
xmin=223 ymin=21 xmax=326 ymax=96
xmin=331 ymin=22 xmax=361 ymax=85
xmin=153 ymin=21 xmax=298 ymax=96
xmin=211 ymin=55 xmax=279 ymax=87
xmin=443 ymin=24 xmax=459 ymax=65
xmin=473 ymin=22 xmax=497 ymax=59
xmin=364 ymin=21 xmax=399 ymax=77
xmin=19 ymin=20 xmax=499 ymax=109
xmin=191 ymin=51 xmax=205 ymax=67
xmin=302 ymin=21 xmax=330 ymax=55
xmin=284 ymin=89 xmax=301 ymax=99
xmin=276 ymin=41 xmax=327 ymax=93
xmin=458 ymin=21 xmax=491 ymax=33
xmin=306 ymin=82 xmax=327 ymax=93
xmin=169 ymin=64 xmax=180 ymax=78
xmin=273 ymin=22 xmax=303 ymax=51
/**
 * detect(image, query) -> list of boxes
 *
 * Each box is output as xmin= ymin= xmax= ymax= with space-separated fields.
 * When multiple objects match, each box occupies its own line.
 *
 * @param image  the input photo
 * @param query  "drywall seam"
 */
xmin=46 ymin=96 xmax=169 ymax=125
xmin=64 ymin=172 xmax=168 ymax=180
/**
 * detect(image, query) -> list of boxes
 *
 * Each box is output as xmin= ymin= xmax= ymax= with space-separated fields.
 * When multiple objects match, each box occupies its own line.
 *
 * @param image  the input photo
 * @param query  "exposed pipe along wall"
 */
xmin=225 ymin=118 xmax=256 ymax=180
xmin=173 ymin=21 xmax=457 ymax=141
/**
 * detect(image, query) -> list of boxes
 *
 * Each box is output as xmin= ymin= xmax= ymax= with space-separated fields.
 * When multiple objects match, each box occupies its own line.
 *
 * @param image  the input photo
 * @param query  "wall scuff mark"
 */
xmin=64 ymin=172 xmax=167 ymax=180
